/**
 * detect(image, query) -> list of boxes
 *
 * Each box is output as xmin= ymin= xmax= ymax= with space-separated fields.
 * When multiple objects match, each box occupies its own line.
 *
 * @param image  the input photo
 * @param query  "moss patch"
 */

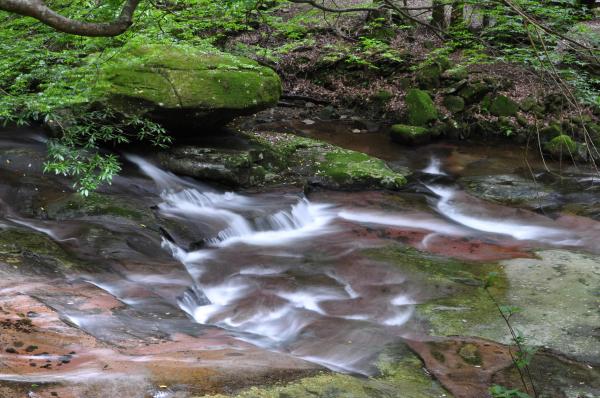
xmin=490 ymin=95 xmax=519 ymax=117
xmin=197 ymin=346 xmax=449 ymax=397
xmin=97 ymin=42 xmax=281 ymax=112
xmin=405 ymin=89 xmax=438 ymax=126
xmin=543 ymin=134 xmax=577 ymax=158
xmin=390 ymin=124 xmax=430 ymax=145
xmin=46 ymin=193 xmax=152 ymax=222
xmin=0 ymin=228 xmax=78 ymax=272
xmin=362 ymin=244 xmax=508 ymax=340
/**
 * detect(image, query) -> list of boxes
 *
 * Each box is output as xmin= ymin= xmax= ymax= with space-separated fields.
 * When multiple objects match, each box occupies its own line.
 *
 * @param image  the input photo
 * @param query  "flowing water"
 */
xmin=0 ymin=128 xmax=599 ymax=397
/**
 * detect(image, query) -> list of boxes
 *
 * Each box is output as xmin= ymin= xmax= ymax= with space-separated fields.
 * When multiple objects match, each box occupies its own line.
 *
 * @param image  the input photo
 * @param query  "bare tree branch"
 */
xmin=0 ymin=0 xmax=141 ymax=37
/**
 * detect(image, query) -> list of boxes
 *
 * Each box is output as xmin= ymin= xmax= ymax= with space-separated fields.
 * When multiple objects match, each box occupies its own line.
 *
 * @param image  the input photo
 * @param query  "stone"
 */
xmin=442 ymin=95 xmax=465 ymax=113
xmin=520 ymin=96 xmax=538 ymax=112
xmin=159 ymin=131 xmax=408 ymax=190
xmin=458 ymin=82 xmax=491 ymax=105
xmin=390 ymin=124 xmax=430 ymax=145
xmin=460 ymin=174 xmax=561 ymax=211
xmin=539 ymin=123 xmax=562 ymax=141
xmin=489 ymin=95 xmax=519 ymax=117
xmin=405 ymin=89 xmax=438 ymax=126
xmin=416 ymin=56 xmax=452 ymax=89
xmin=544 ymin=134 xmax=578 ymax=158
xmin=441 ymin=66 xmax=468 ymax=81
xmin=96 ymin=43 xmax=282 ymax=132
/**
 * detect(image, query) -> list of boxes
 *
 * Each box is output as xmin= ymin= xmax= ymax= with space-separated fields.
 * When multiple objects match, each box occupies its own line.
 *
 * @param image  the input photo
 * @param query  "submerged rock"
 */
xmin=96 ymin=43 xmax=282 ymax=131
xmin=460 ymin=174 xmax=561 ymax=211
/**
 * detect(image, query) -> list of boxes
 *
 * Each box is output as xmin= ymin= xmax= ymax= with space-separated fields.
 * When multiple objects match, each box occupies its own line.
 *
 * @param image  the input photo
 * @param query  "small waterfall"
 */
xmin=422 ymin=157 xmax=447 ymax=175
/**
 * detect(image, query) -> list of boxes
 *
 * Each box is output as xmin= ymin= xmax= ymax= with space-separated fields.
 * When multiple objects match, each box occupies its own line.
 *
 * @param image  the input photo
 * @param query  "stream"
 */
xmin=0 ymin=126 xmax=599 ymax=397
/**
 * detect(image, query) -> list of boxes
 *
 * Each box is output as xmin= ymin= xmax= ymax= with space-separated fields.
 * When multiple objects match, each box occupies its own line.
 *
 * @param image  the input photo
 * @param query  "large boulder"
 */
xmin=96 ymin=43 xmax=282 ymax=131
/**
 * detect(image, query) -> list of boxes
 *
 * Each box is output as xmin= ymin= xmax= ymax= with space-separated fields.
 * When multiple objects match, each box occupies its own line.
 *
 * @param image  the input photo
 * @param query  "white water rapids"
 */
xmin=122 ymin=154 xmax=585 ymax=374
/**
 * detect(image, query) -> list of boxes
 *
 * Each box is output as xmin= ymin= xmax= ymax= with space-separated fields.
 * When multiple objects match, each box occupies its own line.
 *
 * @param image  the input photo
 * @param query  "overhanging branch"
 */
xmin=0 ymin=0 xmax=141 ymax=37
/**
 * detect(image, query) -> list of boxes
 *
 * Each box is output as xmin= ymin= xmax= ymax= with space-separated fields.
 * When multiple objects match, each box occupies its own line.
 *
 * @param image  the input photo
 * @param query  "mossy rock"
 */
xmin=96 ymin=43 xmax=282 ymax=131
xmin=390 ymin=124 xmax=430 ymax=145
xmin=0 ymin=228 xmax=81 ymax=274
xmin=540 ymin=123 xmax=562 ymax=141
xmin=405 ymin=89 xmax=438 ymax=126
xmin=416 ymin=56 xmax=452 ymax=89
xmin=442 ymin=95 xmax=465 ymax=113
xmin=458 ymin=82 xmax=490 ymax=105
xmin=46 ymin=193 xmax=153 ymax=223
xmin=315 ymin=149 xmax=407 ymax=190
xmin=519 ymin=96 xmax=538 ymax=112
xmin=441 ymin=66 xmax=468 ymax=81
xmin=544 ymin=135 xmax=577 ymax=158
xmin=160 ymin=131 xmax=409 ymax=190
xmin=198 ymin=345 xmax=449 ymax=397
xmin=489 ymin=95 xmax=519 ymax=117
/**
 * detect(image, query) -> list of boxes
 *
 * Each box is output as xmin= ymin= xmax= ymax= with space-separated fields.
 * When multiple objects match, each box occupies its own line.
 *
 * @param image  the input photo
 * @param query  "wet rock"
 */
xmin=390 ymin=124 xmax=430 ymax=145
xmin=45 ymin=192 xmax=154 ymax=224
xmin=405 ymin=89 xmax=438 ymax=127
xmin=409 ymin=337 xmax=600 ymax=398
xmin=457 ymin=343 xmax=482 ymax=366
xmin=460 ymin=174 xmax=561 ymax=211
xmin=160 ymin=131 xmax=409 ymax=191
xmin=159 ymin=146 xmax=266 ymax=187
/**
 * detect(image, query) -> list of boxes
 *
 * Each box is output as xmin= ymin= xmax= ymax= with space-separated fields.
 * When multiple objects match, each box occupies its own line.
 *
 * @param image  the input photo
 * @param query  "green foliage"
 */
xmin=490 ymin=385 xmax=532 ymax=398
xmin=0 ymin=0 xmax=265 ymax=193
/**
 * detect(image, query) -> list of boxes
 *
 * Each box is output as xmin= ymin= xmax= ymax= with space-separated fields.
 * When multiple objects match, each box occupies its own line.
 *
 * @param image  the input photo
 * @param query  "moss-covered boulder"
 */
xmin=405 ymin=89 xmax=438 ymax=126
xmin=442 ymin=95 xmax=465 ymax=113
xmin=458 ymin=82 xmax=491 ymax=105
xmin=390 ymin=124 xmax=430 ymax=145
xmin=544 ymin=134 xmax=577 ymax=158
xmin=489 ymin=95 xmax=519 ymax=117
xmin=96 ymin=43 xmax=282 ymax=131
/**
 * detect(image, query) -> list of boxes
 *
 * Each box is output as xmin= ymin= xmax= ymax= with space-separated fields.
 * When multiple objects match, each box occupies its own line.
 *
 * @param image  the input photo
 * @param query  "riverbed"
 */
xmin=0 ymin=126 xmax=598 ymax=398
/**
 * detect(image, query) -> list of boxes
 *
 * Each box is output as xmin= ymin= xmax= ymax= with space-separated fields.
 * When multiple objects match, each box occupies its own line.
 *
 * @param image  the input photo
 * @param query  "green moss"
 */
xmin=490 ymin=95 xmax=519 ymax=117
xmin=442 ymin=66 xmax=468 ymax=81
xmin=544 ymin=134 xmax=577 ymax=157
xmin=98 ymin=43 xmax=282 ymax=111
xmin=362 ymin=245 xmax=507 ymax=339
xmin=245 ymin=131 xmax=408 ymax=190
xmin=458 ymin=82 xmax=490 ymax=105
xmin=442 ymin=95 xmax=465 ymax=113
xmin=390 ymin=124 xmax=430 ymax=145
xmin=405 ymin=89 xmax=438 ymax=127
xmin=0 ymin=229 xmax=77 ymax=270
xmin=319 ymin=149 xmax=407 ymax=189
xmin=458 ymin=343 xmax=483 ymax=366
xmin=197 ymin=347 xmax=449 ymax=397
xmin=46 ymin=193 xmax=150 ymax=222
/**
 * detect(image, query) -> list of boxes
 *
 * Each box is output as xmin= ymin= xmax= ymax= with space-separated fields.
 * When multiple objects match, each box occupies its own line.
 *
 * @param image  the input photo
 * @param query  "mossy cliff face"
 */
xmin=96 ymin=43 xmax=282 ymax=130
